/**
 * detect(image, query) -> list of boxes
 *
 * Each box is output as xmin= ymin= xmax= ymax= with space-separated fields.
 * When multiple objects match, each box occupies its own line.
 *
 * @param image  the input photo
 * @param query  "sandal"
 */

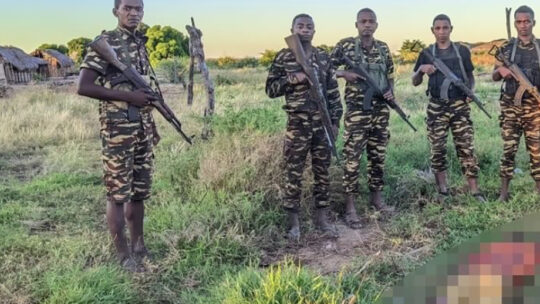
xmin=120 ymin=255 xmax=145 ymax=273
xmin=472 ymin=192 xmax=487 ymax=203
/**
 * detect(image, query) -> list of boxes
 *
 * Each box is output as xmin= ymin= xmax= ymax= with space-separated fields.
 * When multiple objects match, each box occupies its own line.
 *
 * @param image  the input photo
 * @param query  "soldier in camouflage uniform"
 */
xmin=412 ymin=14 xmax=485 ymax=202
xmin=330 ymin=8 xmax=394 ymax=228
xmin=78 ymin=0 xmax=159 ymax=271
xmin=266 ymin=14 xmax=343 ymax=240
xmin=493 ymin=6 xmax=540 ymax=201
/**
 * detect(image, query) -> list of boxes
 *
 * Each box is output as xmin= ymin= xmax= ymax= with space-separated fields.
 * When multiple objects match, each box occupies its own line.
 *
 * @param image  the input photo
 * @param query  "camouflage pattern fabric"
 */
xmin=499 ymin=95 xmax=540 ymax=180
xmin=81 ymin=26 xmax=157 ymax=204
xmin=497 ymin=39 xmax=540 ymax=101
xmin=426 ymin=98 xmax=479 ymax=178
xmin=266 ymin=47 xmax=342 ymax=211
xmin=496 ymin=39 xmax=540 ymax=181
xmin=283 ymin=112 xmax=331 ymax=210
xmin=342 ymin=106 xmax=390 ymax=193
xmin=330 ymin=38 xmax=394 ymax=111
xmin=331 ymin=38 xmax=394 ymax=193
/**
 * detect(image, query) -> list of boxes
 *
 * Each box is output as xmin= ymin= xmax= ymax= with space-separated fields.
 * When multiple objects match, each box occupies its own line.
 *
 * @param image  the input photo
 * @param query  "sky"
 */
xmin=0 ymin=0 xmax=537 ymax=58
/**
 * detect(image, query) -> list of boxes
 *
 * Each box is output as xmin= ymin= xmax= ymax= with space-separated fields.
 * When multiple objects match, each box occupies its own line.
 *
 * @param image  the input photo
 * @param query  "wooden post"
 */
xmin=186 ymin=17 xmax=216 ymax=139
xmin=0 ymin=63 xmax=6 ymax=85
xmin=506 ymin=8 xmax=512 ymax=40
xmin=187 ymin=18 xmax=196 ymax=106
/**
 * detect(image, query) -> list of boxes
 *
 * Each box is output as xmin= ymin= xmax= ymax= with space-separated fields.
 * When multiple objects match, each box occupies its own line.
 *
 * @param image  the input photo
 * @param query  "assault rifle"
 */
xmin=488 ymin=43 xmax=540 ymax=106
xmin=285 ymin=34 xmax=339 ymax=161
xmin=341 ymin=55 xmax=417 ymax=132
xmin=89 ymin=37 xmax=193 ymax=144
xmin=413 ymin=43 xmax=492 ymax=119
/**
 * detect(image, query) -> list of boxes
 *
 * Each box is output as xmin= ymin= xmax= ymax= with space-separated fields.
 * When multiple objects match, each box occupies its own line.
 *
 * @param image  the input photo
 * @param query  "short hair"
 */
xmin=114 ymin=0 xmax=121 ymax=9
xmin=515 ymin=5 xmax=535 ymax=20
xmin=292 ymin=14 xmax=313 ymax=27
xmin=357 ymin=8 xmax=376 ymax=19
xmin=433 ymin=14 xmax=452 ymax=26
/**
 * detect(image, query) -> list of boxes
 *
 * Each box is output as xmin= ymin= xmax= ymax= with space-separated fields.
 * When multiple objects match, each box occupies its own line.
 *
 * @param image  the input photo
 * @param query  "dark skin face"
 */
xmin=340 ymin=11 xmax=393 ymax=101
xmin=493 ymin=12 xmax=536 ymax=81
xmin=291 ymin=17 xmax=315 ymax=44
xmin=78 ymin=0 xmax=153 ymax=268
xmin=113 ymin=0 xmax=144 ymax=31
xmin=356 ymin=12 xmax=378 ymax=39
xmin=78 ymin=0 xmax=155 ymax=110
xmin=431 ymin=20 xmax=453 ymax=45
xmin=514 ymin=12 xmax=535 ymax=39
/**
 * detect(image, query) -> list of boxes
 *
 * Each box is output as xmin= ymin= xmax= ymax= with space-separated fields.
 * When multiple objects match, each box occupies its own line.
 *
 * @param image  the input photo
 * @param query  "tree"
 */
xmin=259 ymin=49 xmax=278 ymax=67
xmin=398 ymin=39 xmax=426 ymax=64
xmin=37 ymin=43 xmax=68 ymax=54
xmin=318 ymin=44 xmax=334 ymax=54
xmin=137 ymin=22 xmax=150 ymax=35
xmin=145 ymin=25 xmax=189 ymax=66
xmin=67 ymin=37 xmax=92 ymax=64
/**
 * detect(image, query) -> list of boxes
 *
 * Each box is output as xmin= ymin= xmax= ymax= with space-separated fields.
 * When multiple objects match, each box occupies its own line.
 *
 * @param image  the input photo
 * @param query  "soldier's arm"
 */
xmin=77 ymin=68 xmax=154 ymax=107
xmin=265 ymin=51 xmax=290 ymax=98
xmin=330 ymin=42 xmax=344 ymax=76
xmin=326 ymin=59 xmax=343 ymax=125
xmin=77 ymin=43 xmax=155 ymax=106
xmin=468 ymin=72 xmax=476 ymax=91
xmin=385 ymin=44 xmax=396 ymax=94
xmin=492 ymin=65 xmax=504 ymax=81
xmin=492 ymin=42 xmax=512 ymax=81
xmin=462 ymin=46 xmax=476 ymax=90
xmin=412 ymin=52 xmax=425 ymax=86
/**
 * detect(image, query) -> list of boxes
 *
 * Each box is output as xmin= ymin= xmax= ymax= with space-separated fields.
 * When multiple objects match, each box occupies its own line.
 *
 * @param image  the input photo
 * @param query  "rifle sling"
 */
xmin=430 ymin=42 xmax=469 ymax=100
xmin=509 ymin=37 xmax=540 ymax=106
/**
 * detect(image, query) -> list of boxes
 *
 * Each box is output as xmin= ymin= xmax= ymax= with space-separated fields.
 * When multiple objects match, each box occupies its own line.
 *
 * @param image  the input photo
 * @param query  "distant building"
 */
xmin=0 ymin=46 xmax=48 ymax=84
xmin=31 ymin=49 xmax=76 ymax=78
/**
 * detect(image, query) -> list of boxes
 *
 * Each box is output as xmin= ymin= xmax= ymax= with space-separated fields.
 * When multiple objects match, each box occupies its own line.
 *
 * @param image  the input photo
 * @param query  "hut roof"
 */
xmin=0 ymin=46 xmax=48 ymax=71
xmin=32 ymin=49 xmax=75 ymax=67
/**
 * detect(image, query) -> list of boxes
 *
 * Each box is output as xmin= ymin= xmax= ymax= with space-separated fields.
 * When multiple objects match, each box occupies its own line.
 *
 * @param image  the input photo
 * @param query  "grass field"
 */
xmin=1 ymin=66 xmax=539 ymax=304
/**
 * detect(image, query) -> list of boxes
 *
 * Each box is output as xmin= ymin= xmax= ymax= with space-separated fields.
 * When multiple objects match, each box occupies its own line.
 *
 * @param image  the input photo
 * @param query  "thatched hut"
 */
xmin=0 ymin=46 xmax=48 ymax=84
xmin=31 ymin=49 xmax=76 ymax=78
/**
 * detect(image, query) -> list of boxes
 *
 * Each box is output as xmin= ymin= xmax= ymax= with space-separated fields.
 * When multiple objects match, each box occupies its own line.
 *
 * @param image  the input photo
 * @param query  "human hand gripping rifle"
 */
xmin=88 ymin=37 xmax=193 ymax=145
xmin=489 ymin=44 xmax=540 ymax=105
xmin=413 ymin=43 xmax=492 ymax=119
xmin=285 ymin=34 xmax=339 ymax=162
xmin=341 ymin=55 xmax=417 ymax=132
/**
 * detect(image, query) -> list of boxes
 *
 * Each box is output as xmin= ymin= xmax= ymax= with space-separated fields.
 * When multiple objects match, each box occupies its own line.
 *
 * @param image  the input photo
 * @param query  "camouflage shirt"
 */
xmin=265 ymin=47 xmax=343 ymax=125
xmin=496 ymin=38 xmax=540 ymax=99
xmin=80 ymin=26 xmax=155 ymax=123
xmin=331 ymin=37 xmax=394 ymax=109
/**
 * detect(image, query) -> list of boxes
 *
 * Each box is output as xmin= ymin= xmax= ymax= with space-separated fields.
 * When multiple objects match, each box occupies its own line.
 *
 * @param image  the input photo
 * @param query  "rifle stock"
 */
xmin=89 ymin=36 xmax=193 ymax=145
xmin=285 ymin=34 xmax=339 ymax=162
xmin=341 ymin=55 xmax=417 ymax=132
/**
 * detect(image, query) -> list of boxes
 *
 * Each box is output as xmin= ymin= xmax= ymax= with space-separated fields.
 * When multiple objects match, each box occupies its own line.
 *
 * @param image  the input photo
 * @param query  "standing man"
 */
xmin=412 ymin=14 xmax=485 ymax=202
xmin=493 ymin=5 xmax=540 ymax=201
xmin=77 ymin=0 xmax=159 ymax=271
xmin=331 ymin=8 xmax=394 ymax=229
xmin=266 ymin=14 xmax=343 ymax=240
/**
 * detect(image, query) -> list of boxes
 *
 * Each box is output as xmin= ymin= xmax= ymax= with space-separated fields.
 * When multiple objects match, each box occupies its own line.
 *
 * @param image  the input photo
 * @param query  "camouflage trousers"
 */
xmin=426 ymin=98 xmax=479 ymax=178
xmin=343 ymin=106 xmax=390 ymax=193
xmin=282 ymin=112 xmax=331 ymax=211
xmin=100 ymin=117 xmax=155 ymax=204
xmin=499 ymin=96 xmax=540 ymax=181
